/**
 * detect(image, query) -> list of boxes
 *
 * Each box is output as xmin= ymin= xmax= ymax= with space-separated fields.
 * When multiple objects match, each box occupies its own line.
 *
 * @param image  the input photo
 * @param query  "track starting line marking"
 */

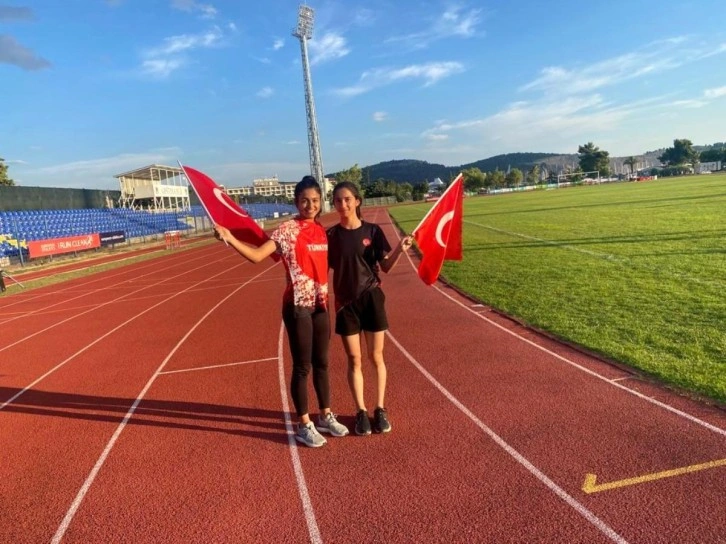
xmin=582 ymin=458 xmax=726 ymax=494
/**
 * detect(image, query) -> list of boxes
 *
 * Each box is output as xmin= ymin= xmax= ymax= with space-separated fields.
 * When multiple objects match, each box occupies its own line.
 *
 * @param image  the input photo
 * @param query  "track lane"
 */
xmin=0 ymin=254 xmax=281 ymax=543
xmin=0 ymin=247 xmax=234 ymax=366
xmin=0 ymin=244 xmax=224 ymax=326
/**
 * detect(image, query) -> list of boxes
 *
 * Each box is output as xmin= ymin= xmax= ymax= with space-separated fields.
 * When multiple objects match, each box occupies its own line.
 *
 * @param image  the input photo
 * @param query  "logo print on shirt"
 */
xmin=362 ymin=238 xmax=371 ymax=247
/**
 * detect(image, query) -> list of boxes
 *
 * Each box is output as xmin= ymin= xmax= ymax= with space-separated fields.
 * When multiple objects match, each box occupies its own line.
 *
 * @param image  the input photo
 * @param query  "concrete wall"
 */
xmin=0 ymin=186 xmax=121 ymax=211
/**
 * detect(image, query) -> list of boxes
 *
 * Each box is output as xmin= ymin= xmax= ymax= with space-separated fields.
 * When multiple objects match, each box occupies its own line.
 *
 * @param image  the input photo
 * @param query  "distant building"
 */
xmin=226 ymin=175 xmax=333 ymax=200
xmin=429 ymin=177 xmax=445 ymax=189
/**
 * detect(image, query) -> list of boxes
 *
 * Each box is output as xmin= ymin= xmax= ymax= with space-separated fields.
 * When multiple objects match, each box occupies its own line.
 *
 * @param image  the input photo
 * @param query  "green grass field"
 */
xmin=389 ymin=175 xmax=726 ymax=404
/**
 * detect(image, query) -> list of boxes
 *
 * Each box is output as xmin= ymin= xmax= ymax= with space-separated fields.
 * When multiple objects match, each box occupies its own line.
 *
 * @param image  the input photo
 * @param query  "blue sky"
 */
xmin=2 ymin=0 xmax=725 ymax=190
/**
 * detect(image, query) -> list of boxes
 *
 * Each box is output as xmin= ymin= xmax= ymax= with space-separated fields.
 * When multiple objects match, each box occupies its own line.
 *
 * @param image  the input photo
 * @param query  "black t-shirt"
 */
xmin=327 ymin=221 xmax=392 ymax=307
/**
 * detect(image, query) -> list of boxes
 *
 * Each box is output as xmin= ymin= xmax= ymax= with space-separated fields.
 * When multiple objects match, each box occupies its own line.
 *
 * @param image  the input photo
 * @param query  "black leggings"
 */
xmin=282 ymin=305 xmax=331 ymax=417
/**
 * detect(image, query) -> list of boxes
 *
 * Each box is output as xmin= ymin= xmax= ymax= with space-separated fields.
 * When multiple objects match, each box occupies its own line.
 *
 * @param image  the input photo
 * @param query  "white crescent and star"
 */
xmin=435 ymin=211 xmax=454 ymax=248
xmin=213 ymin=187 xmax=249 ymax=218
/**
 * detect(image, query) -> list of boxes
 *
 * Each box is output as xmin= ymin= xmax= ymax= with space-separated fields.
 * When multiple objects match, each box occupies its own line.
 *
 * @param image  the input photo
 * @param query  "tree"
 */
xmin=525 ymin=164 xmax=540 ymax=185
xmin=334 ymin=164 xmax=363 ymax=194
xmin=0 ymin=157 xmax=16 ymax=186
xmin=412 ymin=182 xmax=428 ymax=201
xmin=658 ymin=139 xmax=699 ymax=168
xmin=623 ymin=156 xmax=638 ymax=177
xmin=462 ymin=167 xmax=486 ymax=192
xmin=577 ymin=142 xmax=610 ymax=176
xmin=505 ymin=168 xmax=523 ymax=187
xmin=488 ymin=169 xmax=505 ymax=188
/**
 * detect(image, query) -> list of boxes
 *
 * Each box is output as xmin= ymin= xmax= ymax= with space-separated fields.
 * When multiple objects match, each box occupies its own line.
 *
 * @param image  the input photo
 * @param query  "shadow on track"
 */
xmin=0 ymin=386 xmax=291 ymax=445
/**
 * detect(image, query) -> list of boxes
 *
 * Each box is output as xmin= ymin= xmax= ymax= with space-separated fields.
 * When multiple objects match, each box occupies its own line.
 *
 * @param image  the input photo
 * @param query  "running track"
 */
xmin=0 ymin=209 xmax=724 ymax=543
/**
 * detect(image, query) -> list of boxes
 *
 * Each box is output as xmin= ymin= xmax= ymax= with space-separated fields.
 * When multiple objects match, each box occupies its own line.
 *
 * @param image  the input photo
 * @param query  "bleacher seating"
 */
xmin=0 ymin=203 xmax=298 ymax=259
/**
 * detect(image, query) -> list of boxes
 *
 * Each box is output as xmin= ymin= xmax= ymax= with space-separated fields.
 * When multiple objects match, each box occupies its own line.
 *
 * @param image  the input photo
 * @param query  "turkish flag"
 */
xmin=412 ymin=173 xmax=463 ymax=285
xmin=181 ymin=164 xmax=273 ymax=250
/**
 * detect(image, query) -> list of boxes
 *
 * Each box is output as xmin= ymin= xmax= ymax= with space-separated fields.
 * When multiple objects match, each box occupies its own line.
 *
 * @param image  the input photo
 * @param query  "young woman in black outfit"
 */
xmin=327 ymin=182 xmax=412 ymax=435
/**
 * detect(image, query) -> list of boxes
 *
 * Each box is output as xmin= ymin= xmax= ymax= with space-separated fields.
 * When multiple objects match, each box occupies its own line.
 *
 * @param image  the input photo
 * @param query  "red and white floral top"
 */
xmin=271 ymin=218 xmax=328 ymax=310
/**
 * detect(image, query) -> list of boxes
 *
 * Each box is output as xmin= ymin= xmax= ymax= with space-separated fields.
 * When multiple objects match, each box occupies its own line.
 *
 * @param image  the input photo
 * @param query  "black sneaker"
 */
xmin=373 ymin=407 xmax=391 ymax=433
xmin=355 ymin=410 xmax=371 ymax=436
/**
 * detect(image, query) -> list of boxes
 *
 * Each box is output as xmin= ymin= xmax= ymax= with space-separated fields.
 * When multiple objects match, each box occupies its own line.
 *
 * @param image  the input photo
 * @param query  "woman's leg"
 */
xmin=282 ymin=307 xmax=313 ymax=424
xmin=341 ymin=334 xmax=365 ymax=411
xmin=310 ymin=309 xmax=331 ymax=412
xmin=364 ymin=330 xmax=387 ymax=409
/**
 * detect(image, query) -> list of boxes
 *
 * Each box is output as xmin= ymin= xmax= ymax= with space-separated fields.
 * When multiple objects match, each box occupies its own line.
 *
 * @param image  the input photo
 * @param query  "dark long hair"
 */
xmin=332 ymin=181 xmax=362 ymax=219
xmin=295 ymin=175 xmax=323 ymax=219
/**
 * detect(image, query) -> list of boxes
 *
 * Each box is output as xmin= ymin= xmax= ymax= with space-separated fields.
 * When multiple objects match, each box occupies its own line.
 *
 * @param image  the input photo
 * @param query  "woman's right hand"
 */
xmin=214 ymin=224 xmax=232 ymax=243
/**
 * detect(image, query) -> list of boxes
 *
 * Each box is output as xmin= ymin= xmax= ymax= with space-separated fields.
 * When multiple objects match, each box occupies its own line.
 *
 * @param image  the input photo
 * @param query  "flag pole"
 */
xmin=178 ymin=161 xmax=228 ymax=246
xmin=411 ymin=172 xmax=463 ymax=237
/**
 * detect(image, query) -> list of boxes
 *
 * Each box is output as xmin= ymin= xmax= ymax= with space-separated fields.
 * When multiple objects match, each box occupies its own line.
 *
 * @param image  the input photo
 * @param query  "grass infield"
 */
xmin=390 ymin=174 xmax=726 ymax=404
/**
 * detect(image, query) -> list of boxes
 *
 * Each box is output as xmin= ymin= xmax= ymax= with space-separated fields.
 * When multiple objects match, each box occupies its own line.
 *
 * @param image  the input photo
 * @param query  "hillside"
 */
xmin=337 ymin=153 xmax=562 ymax=184
xmin=330 ymin=142 xmax=725 ymax=184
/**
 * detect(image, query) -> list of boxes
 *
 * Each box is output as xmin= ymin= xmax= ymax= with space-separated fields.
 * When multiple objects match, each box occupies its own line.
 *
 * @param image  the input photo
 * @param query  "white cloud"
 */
xmin=333 ymin=62 xmax=465 ymax=97
xmin=141 ymin=58 xmax=185 ymax=78
xmin=272 ymin=38 xmax=284 ymax=50
xmin=385 ymin=6 xmax=482 ymax=50
xmin=257 ymin=86 xmax=274 ymax=98
xmin=671 ymin=99 xmax=708 ymax=108
xmin=520 ymin=37 xmax=725 ymax=97
xmin=704 ymin=86 xmax=726 ymax=99
xmin=171 ymin=0 xmax=217 ymax=19
xmin=19 ymin=149 xmax=183 ymax=189
xmin=140 ymin=27 xmax=223 ymax=78
xmin=145 ymin=28 xmax=222 ymax=57
xmin=285 ymin=140 xmax=300 ymax=145
xmin=405 ymin=36 xmax=726 ymax=162
xmin=309 ymin=32 xmax=349 ymax=65
xmin=372 ymin=111 xmax=387 ymax=122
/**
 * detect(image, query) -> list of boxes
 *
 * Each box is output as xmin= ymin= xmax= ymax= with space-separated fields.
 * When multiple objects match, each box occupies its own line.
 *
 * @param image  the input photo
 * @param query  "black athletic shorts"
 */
xmin=335 ymin=286 xmax=388 ymax=336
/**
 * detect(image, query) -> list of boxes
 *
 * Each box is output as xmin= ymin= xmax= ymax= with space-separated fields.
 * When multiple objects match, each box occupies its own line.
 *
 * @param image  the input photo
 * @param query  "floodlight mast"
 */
xmin=293 ymin=4 xmax=329 ymax=211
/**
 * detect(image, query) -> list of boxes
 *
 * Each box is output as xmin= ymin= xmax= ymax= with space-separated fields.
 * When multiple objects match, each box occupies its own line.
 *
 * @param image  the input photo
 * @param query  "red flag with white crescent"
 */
xmin=181 ymin=165 xmax=276 ymax=252
xmin=412 ymin=173 xmax=463 ymax=285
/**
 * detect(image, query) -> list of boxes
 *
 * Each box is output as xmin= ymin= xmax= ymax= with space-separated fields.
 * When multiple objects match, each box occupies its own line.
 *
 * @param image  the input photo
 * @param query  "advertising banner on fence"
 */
xmin=99 ymin=231 xmax=126 ymax=246
xmin=28 ymin=234 xmax=101 ymax=259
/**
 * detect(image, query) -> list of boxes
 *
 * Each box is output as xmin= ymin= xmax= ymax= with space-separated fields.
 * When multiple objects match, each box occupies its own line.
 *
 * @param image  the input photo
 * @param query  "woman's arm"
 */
xmin=380 ymin=235 xmax=413 ymax=273
xmin=214 ymin=225 xmax=277 ymax=263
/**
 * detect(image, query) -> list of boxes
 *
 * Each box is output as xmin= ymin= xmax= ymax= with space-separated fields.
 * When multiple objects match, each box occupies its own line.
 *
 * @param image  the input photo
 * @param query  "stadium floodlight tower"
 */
xmin=292 ymin=4 xmax=329 ymax=211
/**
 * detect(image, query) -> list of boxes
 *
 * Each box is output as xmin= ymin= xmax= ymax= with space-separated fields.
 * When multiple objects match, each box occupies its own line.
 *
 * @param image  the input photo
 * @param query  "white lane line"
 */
xmin=276 ymin=322 xmax=322 ymax=544
xmin=0 ymin=255 xmax=252 ymax=410
xmin=0 ymin=245 xmax=223 ymax=323
xmin=430 ymin=280 xmax=726 ymax=438
xmin=0 ymin=244 xmax=218 ymax=311
xmin=51 ymin=262 xmax=279 ymax=544
xmin=159 ymin=357 xmax=277 ymax=375
xmin=464 ymin=220 xmax=725 ymax=289
xmin=0 ymin=251 xmax=235 ymax=355
xmin=389 ymin=216 xmax=726 ymax=438
xmin=610 ymin=376 xmax=633 ymax=382
xmin=386 ymin=331 xmax=629 ymax=544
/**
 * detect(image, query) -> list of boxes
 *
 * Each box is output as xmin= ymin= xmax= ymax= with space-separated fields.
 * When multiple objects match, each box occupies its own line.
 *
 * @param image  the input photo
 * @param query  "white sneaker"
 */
xmin=295 ymin=421 xmax=327 ymax=448
xmin=316 ymin=412 xmax=350 ymax=437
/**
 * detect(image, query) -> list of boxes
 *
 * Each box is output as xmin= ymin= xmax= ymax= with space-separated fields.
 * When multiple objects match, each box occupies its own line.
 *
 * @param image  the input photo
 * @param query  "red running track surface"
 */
xmin=0 ymin=211 xmax=724 ymax=544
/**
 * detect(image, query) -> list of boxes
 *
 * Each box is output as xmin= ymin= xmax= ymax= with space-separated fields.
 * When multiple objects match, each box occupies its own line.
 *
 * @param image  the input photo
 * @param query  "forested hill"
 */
xmin=346 ymin=153 xmax=562 ymax=183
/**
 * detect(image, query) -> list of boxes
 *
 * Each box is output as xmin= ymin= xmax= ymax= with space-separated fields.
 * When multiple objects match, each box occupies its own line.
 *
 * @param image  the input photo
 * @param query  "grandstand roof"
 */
xmin=114 ymin=164 xmax=183 ymax=180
